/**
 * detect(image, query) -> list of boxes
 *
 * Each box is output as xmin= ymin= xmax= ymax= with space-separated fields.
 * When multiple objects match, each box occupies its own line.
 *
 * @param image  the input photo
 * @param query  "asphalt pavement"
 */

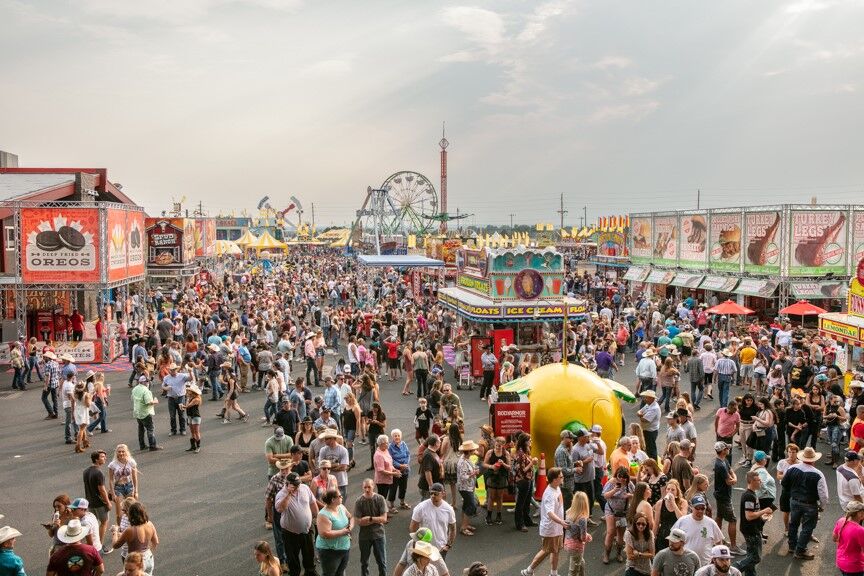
xmin=0 ymin=354 xmax=839 ymax=576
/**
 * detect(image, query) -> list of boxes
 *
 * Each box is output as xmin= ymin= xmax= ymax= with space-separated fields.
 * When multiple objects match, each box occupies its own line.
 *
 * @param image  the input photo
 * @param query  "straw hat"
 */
xmin=60 ymin=354 xmax=75 ymax=362
xmin=799 ymin=447 xmax=822 ymax=463
xmin=207 ymin=344 xmax=220 ymax=352
xmin=643 ymin=349 xmax=656 ymax=358
xmin=318 ymin=429 xmax=342 ymax=441
xmin=0 ymin=526 xmax=21 ymax=545
xmin=57 ymin=519 xmax=90 ymax=544
xmin=275 ymin=458 xmax=292 ymax=470
xmin=721 ymin=349 xmax=734 ymax=357
xmin=459 ymin=440 xmax=479 ymax=452
xmin=186 ymin=383 xmax=202 ymax=395
xmin=640 ymin=389 xmax=657 ymax=399
xmin=220 ymin=361 xmax=233 ymax=369
xmin=43 ymin=351 xmax=57 ymax=360
xmin=411 ymin=540 xmax=441 ymax=562
xmin=84 ymin=370 xmax=96 ymax=380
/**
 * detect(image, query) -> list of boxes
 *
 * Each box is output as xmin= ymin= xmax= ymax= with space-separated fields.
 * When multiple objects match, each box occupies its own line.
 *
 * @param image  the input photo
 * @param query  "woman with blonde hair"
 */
xmin=119 ymin=551 xmax=147 ymax=576
xmin=73 ymin=382 xmax=92 ymax=453
xmin=108 ymin=444 xmax=139 ymax=525
xmin=652 ymin=479 xmax=687 ymax=551
xmin=564 ymin=491 xmax=593 ymax=576
xmin=627 ymin=423 xmax=645 ymax=453
xmin=184 ymin=383 xmax=202 ymax=453
xmin=684 ymin=474 xmax=712 ymax=517
xmin=342 ymin=392 xmax=361 ymax=467
xmin=254 ymin=541 xmax=281 ymax=576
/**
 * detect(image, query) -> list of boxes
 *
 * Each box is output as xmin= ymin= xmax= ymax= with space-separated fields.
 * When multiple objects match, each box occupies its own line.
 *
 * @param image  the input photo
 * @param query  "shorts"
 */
xmin=541 ymin=535 xmax=563 ymax=554
xmin=740 ymin=364 xmax=754 ymax=378
xmin=388 ymin=357 xmax=399 ymax=369
xmin=91 ymin=506 xmax=109 ymax=524
xmin=114 ymin=483 xmax=134 ymax=498
xmin=715 ymin=499 xmax=736 ymax=523
xmin=460 ymin=490 xmax=478 ymax=516
xmin=316 ymin=349 xmax=325 ymax=358
xmin=189 ymin=417 xmax=202 ymax=425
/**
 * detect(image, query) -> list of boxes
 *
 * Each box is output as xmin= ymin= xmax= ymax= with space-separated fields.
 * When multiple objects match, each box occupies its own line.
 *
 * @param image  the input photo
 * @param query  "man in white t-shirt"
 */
xmin=69 ymin=498 xmax=102 ymax=553
xmin=836 ymin=451 xmax=863 ymax=509
xmin=408 ymin=483 xmax=456 ymax=558
xmin=62 ymin=373 xmax=77 ymax=444
xmin=521 ymin=467 xmax=568 ymax=576
xmin=672 ymin=495 xmax=723 ymax=566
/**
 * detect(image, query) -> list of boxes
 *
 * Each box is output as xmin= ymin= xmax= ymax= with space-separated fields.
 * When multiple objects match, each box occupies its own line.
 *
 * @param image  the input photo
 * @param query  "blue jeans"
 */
xmin=64 ymin=407 xmax=75 ymax=442
xmin=718 ymin=375 xmax=732 ymax=408
xmin=734 ymin=532 xmax=762 ymax=576
xmin=319 ymin=548 xmax=349 ymax=576
xmin=658 ymin=386 xmax=672 ymax=413
xmin=87 ymin=396 xmax=108 ymax=433
xmin=12 ymin=367 xmax=25 ymax=389
xmin=25 ymin=355 xmax=43 ymax=383
xmin=827 ymin=425 xmax=844 ymax=460
xmin=271 ymin=505 xmax=287 ymax=563
xmin=137 ymin=415 xmax=157 ymax=449
xmin=359 ymin=537 xmax=386 ymax=576
xmin=42 ymin=386 xmax=57 ymax=416
xmin=264 ymin=399 xmax=277 ymax=423
xmin=168 ymin=396 xmax=186 ymax=434
xmin=787 ymin=501 xmax=819 ymax=554
xmin=690 ymin=379 xmax=703 ymax=408
xmin=208 ymin=373 xmax=223 ymax=400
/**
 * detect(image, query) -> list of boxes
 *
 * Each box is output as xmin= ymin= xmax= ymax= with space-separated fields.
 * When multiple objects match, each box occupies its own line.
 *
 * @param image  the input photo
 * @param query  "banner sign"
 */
xmin=458 ymin=274 xmax=491 ymax=295
xmin=652 ymin=216 xmax=678 ymax=265
xmin=849 ymin=259 xmax=864 ymax=319
xmin=127 ymin=212 xmax=145 ymax=277
xmin=645 ymin=269 xmax=675 ymax=285
xmin=700 ymin=275 xmax=739 ymax=293
xmin=630 ymin=216 xmax=652 ymax=264
xmin=709 ymin=213 xmax=742 ymax=272
xmin=670 ymin=273 xmax=704 ymax=288
xmin=36 ymin=340 xmax=99 ymax=363
xmin=22 ymin=208 xmax=100 ymax=283
xmin=789 ymin=210 xmax=847 ymax=276
xmin=504 ymin=303 xmax=588 ymax=317
xmin=457 ymin=249 xmax=489 ymax=277
xmin=820 ymin=317 xmax=860 ymax=341
xmin=146 ymin=218 xmax=186 ymax=266
xmin=734 ymin=278 xmax=778 ymax=297
xmin=851 ymin=212 xmax=864 ymax=275
xmin=679 ymin=213 xmax=708 ymax=268
xmin=107 ymin=209 xmax=127 ymax=282
xmin=492 ymin=402 xmax=531 ymax=437
xmin=623 ymin=266 xmax=649 ymax=282
xmin=741 ymin=210 xmax=782 ymax=274
xmin=790 ymin=281 xmax=847 ymax=300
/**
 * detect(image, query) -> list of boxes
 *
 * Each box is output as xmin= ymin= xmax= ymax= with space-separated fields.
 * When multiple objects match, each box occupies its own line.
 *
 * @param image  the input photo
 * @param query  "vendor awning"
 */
xmin=623 ymin=266 xmax=649 ymax=282
xmin=644 ymin=269 xmax=675 ymax=285
xmin=790 ymin=281 xmax=848 ymax=300
xmin=700 ymin=275 xmax=739 ymax=293
xmin=670 ymin=273 xmax=705 ymax=288
xmin=438 ymin=287 xmax=588 ymax=322
xmin=357 ymin=254 xmax=444 ymax=268
xmin=818 ymin=312 xmax=864 ymax=347
xmin=733 ymin=278 xmax=778 ymax=298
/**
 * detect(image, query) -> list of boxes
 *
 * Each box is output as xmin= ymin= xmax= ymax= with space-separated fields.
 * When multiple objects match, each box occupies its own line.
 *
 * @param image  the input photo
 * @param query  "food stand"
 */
xmin=818 ymin=258 xmax=864 ymax=379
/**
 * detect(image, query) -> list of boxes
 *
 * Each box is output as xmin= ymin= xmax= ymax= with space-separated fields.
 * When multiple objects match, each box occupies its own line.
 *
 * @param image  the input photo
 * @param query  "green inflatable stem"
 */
xmin=563 ymin=419 xmax=589 ymax=436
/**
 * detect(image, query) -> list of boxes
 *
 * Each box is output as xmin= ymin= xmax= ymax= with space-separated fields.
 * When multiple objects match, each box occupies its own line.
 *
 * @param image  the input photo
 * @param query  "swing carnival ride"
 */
xmin=254 ymin=195 xmax=313 ymax=240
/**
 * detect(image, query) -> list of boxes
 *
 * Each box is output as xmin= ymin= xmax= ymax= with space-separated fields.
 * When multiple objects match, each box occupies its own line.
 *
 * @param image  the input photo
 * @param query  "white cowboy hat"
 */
xmin=643 ymin=349 xmax=656 ymax=357
xmin=43 ymin=351 xmax=57 ymax=360
xmin=459 ymin=440 xmax=479 ymax=452
xmin=57 ymin=518 xmax=90 ymax=544
xmin=207 ymin=344 xmax=220 ymax=352
xmin=799 ymin=447 xmax=822 ymax=463
xmin=640 ymin=389 xmax=657 ymax=399
xmin=411 ymin=540 xmax=441 ymax=561
xmin=0 ymin=526 xmax=21 ymax=544
xmin=317 ymin=429 xmax=342 ymax=441
xmin=186 ymin=383 xmax=202 ymax=395
xmin=60 ymin=354 xmax=75 ymax=362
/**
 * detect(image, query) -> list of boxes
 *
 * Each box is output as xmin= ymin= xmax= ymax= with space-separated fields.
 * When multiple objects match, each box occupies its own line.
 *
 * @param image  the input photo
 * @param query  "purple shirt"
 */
xmin=595 ymin=351 xmax=614 ymax=372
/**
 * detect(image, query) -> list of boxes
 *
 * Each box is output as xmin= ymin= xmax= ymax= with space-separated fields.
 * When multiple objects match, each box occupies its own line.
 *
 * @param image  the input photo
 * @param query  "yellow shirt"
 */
xmin=739 ymin=346 xmax=757 ymax=365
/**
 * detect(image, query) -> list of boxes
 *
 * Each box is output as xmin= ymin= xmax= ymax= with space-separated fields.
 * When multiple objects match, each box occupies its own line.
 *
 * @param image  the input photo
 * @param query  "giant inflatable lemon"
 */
xmin=507 ymin=363 xmax=624 ymax=459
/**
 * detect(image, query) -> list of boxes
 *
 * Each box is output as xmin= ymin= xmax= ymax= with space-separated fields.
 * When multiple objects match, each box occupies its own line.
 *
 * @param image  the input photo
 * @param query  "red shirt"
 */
xmin=70 ymin=313 xmax=85 ymax=332
xmin=385 ymin=340 xmax=400 ymax=360
xmin=47 ymin=543 xmax=103 ymax=575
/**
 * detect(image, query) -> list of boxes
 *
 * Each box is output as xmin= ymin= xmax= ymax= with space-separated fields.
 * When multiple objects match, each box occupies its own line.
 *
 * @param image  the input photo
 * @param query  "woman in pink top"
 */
xmin=833 ymin=501 xmax=864 ymax=576
xmin=372 ymin=434 xmax=401 ymax=512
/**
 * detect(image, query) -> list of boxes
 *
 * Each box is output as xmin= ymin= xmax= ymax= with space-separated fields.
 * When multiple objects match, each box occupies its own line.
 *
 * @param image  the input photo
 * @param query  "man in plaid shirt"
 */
xmin=41 ymin=350 xmax=60 ymax=419
xmin=715 ymin=350 xmax=737 ymax=409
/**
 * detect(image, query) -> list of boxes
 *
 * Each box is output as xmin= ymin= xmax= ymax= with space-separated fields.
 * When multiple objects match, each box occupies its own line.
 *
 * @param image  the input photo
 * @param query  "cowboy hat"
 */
xmin=57 ymin=519 xmax=90 ymax=544
xmin=640 ymin=389 xmax=657 ymax=399
xmin=275 ymin=458 xmax=292 ymax=470
xmin=186 ymin=383 xmax=202 ymax=395
xmin=43 ymin=351 xmax=57 ymax=360
xmin=721 ymin=349 xmax=734 ymax=357
xmin=220 ymin=361 xmax=233 ymax=369
xmin=479 ymin=424 xmax=493 ymax=435
xmin=411 ymin=540 xmax=441 ymax=562
xmin=84 ymin=370 xmax=96 ymax=380
xmin=207 ymin=344 xmax=220 ymax=352
xmin=799 ymin=447 xmax=822 ymax=463
xmin=0 ymin=526 xmax=21 ymax=544
xmin=60 ymin=354 xmax=75 ymax=362
xmin=317 ymin=429 xmax=342 ymax=441
xmin=459 ymin=440 xmax=479 ymax=452
xmin=642 ymin=349 xmax=656 ymax=357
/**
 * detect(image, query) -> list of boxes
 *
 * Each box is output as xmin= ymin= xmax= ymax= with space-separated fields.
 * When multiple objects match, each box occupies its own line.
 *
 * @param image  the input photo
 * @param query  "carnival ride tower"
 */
xmin=439 ymin=123 xmax=449 ymax=234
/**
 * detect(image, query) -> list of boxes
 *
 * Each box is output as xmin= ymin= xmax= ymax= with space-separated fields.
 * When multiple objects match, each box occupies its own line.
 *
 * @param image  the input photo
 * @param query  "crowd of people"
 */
xmin=3 ymin=256 xmax=864 ymax=576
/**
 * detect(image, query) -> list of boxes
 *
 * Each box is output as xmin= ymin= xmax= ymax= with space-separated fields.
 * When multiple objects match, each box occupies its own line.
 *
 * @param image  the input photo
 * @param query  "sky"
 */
xmin=2 ymin=0 xmax=864 ymax=228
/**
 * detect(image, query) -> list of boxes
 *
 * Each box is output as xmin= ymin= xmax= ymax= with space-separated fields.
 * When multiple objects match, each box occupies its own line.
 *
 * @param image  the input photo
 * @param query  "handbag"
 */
xmin=745 ymin=431 xmax=759 ymax=448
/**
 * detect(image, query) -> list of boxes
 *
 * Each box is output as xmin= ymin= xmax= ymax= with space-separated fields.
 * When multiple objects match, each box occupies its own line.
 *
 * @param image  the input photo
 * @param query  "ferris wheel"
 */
xmin=352 ymin=170 xmax=439 ymax=244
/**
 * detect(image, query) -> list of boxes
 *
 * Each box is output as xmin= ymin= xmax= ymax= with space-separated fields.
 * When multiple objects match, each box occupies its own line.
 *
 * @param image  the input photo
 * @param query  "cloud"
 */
xmin=592 ymin=56 xmax=632 ymax=70
xmin=517 ymin=0 xmax=571 ymax=43
xmin=588 ymin=101 xmax=659 ymax=123
xmin=441 ymin=6 xmax=505 ymax=55
xmin=623 ymin=77 xmax=660 ymax=96
xmin=300 ymin=59 xmax=353 ymax=78
xmin=79 ymin=0 xmax=301 ymax=22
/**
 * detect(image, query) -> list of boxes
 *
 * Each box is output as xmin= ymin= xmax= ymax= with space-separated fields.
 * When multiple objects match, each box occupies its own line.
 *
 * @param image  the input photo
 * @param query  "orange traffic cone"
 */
xmin=534 ymin=452 xmax=547 ymax=500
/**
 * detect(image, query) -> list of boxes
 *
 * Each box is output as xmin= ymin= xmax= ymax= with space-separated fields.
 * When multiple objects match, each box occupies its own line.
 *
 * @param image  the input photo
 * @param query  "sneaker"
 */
xmin=520 ymin=570 xmax=533 ymax=576
xmin=148 ymin=446 xmax=164 ymax=451
xmin=222 ymin=419 xmax=231 ymax=424
xmin=793 ymin=552 xmax=815 ymax=560
xmin=730 ymin=546 xmax=746 ymax=556
xmin=265 ymin=521 xmax=273 ymax=530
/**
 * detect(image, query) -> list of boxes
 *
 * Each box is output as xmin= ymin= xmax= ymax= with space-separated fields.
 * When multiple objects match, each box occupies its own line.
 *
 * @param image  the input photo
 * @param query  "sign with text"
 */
xmin=22 ymin=208 xmax=100 ymax=283
xmin=458 ymin=274 xmax=491 ymax=295
xmin=709 ymin=213 xmax=743 ymax=272
xmin=851 ymin=211 xmax=864 ymax=274
xmin=819 ymin=317 xmax=860 ymax=341
xmin=652 ymin=216 xmax=678 ymax=265
xmin=127 ymin=211 xmax=145 ymax=277
xmin=679 ymin=212 xmax=708 ymax=268
xmin=630 ymin=216 xmax=652 ymax=263
xmin=743 ymin=210 xmax=782 ymax=274
xmin=789 ymin=210 xmax=847 ymax=276
xmin=145 ymin=218 xmax=186 ymax=266
xmin=492 ymin=402 xmax=531 ymax=437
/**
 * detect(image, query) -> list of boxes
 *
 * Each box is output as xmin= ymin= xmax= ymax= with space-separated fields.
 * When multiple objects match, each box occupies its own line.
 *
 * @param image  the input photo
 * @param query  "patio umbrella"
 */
xmin=780 ymin=300 xmax=827 ymax=316
xmin=705 ymin=300 xmax=754 ymax=315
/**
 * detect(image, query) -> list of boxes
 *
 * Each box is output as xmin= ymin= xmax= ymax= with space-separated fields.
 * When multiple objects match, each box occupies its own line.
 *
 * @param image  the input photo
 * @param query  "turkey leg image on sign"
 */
xmin=746 ymin=213 xmax=780 ymax=265
xmin=794 ymin=213 xmax=846 ymax=267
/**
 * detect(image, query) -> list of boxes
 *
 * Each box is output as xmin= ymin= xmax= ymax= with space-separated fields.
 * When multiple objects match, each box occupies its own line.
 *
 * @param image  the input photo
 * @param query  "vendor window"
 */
xmin=4 ymin=226 xmax=14 ymax=250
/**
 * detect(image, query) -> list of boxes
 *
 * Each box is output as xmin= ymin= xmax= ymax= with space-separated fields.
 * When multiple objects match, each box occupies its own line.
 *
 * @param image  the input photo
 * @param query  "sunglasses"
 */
xmin=636 ymin=522 xmax=647 ymax=526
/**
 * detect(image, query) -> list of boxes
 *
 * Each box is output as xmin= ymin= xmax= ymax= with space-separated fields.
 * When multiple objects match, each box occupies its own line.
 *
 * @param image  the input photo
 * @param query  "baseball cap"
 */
xmin=274 ymin=427 xmax=285 ymax=439
xmin=138 ymin=375 xmax=148 ymax=383
xmin=714 ymin=441 xmax=730 ymax=453
xmin=574 ymin=429 xmax=588 ymax=438
xmin=846 ymin=451 xmax=861 ymax=461
xmin=429 ymin=483 xmax=445 ymax=493
xmin=560 ymin=430 xmax=574 ymax=439
xmin=666 ymin=528 xmax=687 ymax=543
xmin=710 ymin=545 xmax=732 ymax=559
xmin=666 ymin=412 xmax=677 ymax=419
xmin=846 ymin=501 xmax=864 ymax=514
xmin=69 ymin=498 xmax=89 ymax=510
xmin=690 ymin=495 xmax=707 ymax=508
xmin=410 ymin=527 xmax=434 ymax=542
xmin=680 ymin=439 xmax=692 ymax=450
xmin=590 ymin=424 xmax=603 ymax=434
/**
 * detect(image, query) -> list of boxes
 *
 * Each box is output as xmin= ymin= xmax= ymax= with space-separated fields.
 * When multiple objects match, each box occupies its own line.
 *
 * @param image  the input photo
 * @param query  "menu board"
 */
xmin=708 ymin=213 xmax=742 ymax=272
xmin=630 ymin=216 xmax=652 ymax=264
xmin=652 ymin=216 xmax=678 ymax=266
xmin=788 ymin=210 xmax=847 ymax=276
xmin=679 ymin=212 xmax=708 ymax=268
xmin=743 ymin=210 xmax=782 ymax=274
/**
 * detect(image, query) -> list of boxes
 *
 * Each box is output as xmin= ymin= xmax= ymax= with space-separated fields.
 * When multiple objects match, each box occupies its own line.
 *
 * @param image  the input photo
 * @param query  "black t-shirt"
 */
xmin=291 ymin=459 xmax=310 ymax=478
xmin=274 ymin=409 xmax=299 ymax=438
xmin=789 ymin=365 xmax=811 ymax=388
xmin=739 ymin=489 xmax=763 ymax=535
xmin=83 ymin=466 xmax=108 ymax=508
xmin=713 ymin=458 xmax=732 ymax=501
xmin=418 ymin=450 xmax=442 ymax=491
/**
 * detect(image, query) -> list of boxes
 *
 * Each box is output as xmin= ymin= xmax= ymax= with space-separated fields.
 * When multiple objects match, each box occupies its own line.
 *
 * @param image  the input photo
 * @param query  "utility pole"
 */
xmin=556 ymin=193 xmax=568 ymax=232
xmin=311 ymin=203 xmax=316 ymax=231
xmin=583 ymin=206 xmax=587 ymax=229
xmin=509 ymin=213 xmax=515 ymax=230
xmin=697 ymin=189 xmax=700 ymax=210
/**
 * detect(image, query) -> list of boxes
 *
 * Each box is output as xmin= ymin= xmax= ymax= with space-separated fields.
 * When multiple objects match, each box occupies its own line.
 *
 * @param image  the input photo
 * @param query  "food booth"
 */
xmin=818 ymin=259 xmax=864 ymax=381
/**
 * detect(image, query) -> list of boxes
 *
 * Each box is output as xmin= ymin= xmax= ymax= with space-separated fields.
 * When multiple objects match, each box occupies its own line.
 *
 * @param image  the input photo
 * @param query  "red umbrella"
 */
xmin=780 ymin=300 xmax=827 ymax=316
xmin=705 ymin=300 xmax=755 ymax=315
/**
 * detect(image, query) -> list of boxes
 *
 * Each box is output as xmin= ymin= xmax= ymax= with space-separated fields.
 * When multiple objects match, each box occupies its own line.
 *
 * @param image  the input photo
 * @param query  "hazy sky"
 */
xmin=2 ymin=0 xmax=863 ymax=227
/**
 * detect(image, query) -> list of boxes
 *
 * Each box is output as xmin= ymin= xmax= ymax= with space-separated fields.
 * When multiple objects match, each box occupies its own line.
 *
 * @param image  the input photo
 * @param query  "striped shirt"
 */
xmin=716 ymin=357 xmax=737 ymax=376
xmin=45 ymin=360 xmax=61 ymax=389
